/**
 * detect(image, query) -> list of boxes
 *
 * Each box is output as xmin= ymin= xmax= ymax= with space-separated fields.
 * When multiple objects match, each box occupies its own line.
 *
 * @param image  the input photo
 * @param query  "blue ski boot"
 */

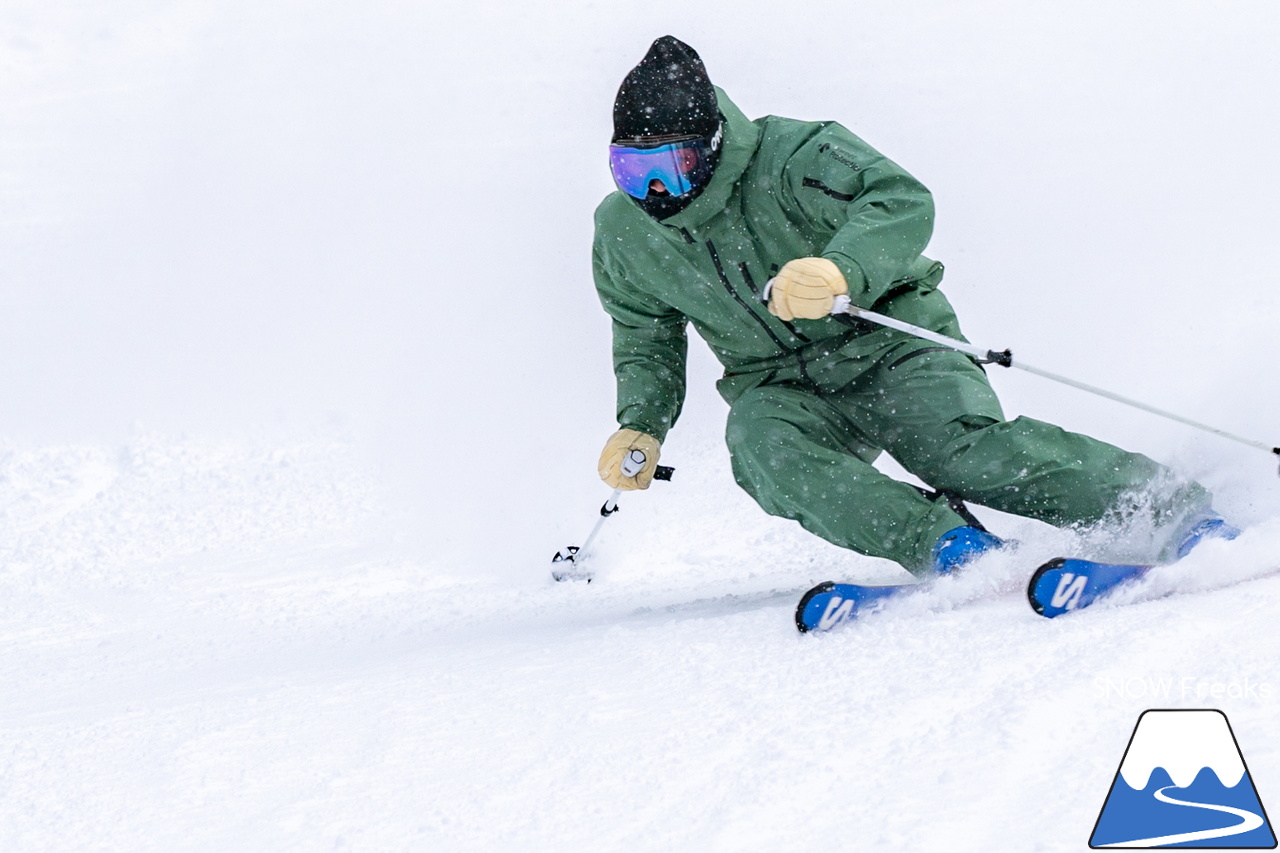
xmin=1175 ymin=516 xmax=1241 ymax=559
xmin=932 ymin=525 xmax=1006 ymax=574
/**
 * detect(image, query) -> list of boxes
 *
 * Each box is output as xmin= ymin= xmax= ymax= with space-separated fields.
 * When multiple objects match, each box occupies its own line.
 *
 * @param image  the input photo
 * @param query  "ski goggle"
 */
xmin=609 ymin=131 xmax=718 ymax=199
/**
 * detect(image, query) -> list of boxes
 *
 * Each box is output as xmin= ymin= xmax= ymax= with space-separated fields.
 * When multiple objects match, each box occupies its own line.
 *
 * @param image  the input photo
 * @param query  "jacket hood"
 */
xmin=622 ymin=87 xmax=761 ymax=232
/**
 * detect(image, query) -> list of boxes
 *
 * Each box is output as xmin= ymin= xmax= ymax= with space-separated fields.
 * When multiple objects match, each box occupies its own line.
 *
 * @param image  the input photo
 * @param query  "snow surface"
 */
xmin=3 ymin=1 xmax=1280 ymax=851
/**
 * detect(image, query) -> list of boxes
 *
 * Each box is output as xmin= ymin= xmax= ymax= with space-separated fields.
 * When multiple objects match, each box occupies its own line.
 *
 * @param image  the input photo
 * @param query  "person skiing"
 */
xmin=592 ymin=35 xmax=1235 ymax=578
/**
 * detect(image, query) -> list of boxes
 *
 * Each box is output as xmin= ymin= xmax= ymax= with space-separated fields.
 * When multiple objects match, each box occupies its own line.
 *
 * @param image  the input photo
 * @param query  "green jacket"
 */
xmin=593 ymin=88 xmax=965 ymax=441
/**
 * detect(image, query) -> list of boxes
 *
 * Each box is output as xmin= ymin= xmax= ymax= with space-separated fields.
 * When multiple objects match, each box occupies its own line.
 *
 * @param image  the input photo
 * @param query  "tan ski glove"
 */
xmin=766 ymin=257 xmax=849 ymax=321
xmin=598 ymin=428 xmax=662 ymax=491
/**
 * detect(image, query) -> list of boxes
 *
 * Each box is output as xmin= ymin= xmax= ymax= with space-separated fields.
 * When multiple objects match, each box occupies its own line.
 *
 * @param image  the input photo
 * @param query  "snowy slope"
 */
xmin=3 ymin=2 xmax=1280 ymax=851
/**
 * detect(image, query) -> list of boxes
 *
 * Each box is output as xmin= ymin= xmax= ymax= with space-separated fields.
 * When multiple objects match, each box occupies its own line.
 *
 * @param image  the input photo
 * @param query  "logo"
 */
xmin=1090 ymin=709 xmax=1276 ymax=848
xmin=1050 ymin=572 xmax=1087 ymax=611
xmin=816 ymin=142 xmax=861 ymax=171
xmin=817 ymin=595 xmax=854 ymax=631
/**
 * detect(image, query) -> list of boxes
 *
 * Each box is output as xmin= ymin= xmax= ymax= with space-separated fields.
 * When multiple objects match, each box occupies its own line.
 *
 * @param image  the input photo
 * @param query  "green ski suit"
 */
xmin=592 ymin=89 xmax=1208 ymax=575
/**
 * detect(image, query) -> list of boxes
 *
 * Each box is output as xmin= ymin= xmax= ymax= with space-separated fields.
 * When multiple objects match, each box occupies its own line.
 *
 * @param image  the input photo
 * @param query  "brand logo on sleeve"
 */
xmin=817 ymin=143 xmax=861 ymax=171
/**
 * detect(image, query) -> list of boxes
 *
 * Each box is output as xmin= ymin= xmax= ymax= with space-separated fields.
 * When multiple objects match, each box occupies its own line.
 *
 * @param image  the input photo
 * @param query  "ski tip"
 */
xmin=795 ymin=581 xmax=837 ymax=633
xmin=1027 ymin=556 xmax=1151 ymax=618
xmin=1026 ymin=557 xmax=1069 ymax=617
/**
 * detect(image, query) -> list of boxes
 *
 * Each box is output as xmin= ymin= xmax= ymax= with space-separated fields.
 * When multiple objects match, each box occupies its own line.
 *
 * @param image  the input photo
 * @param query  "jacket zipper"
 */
xmin=706 ymin=240 xmax=790 ymax=351
xmin=706 ymin=240 xmax=819 ymax=389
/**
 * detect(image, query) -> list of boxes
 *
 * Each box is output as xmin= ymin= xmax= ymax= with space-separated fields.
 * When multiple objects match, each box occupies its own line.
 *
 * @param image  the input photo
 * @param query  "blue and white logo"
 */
xmin=1091 ymin=709 xmax=1276 ymax=848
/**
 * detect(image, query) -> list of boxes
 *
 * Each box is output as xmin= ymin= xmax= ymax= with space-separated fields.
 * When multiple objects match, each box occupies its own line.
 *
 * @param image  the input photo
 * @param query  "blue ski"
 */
xmin=1026 ymin=557 xmax=1152 ymax=618
xmin=795 ymin=581 xmax=920 ymax=633
xmin=1028 ymin=517 xmax=1243 ymax=617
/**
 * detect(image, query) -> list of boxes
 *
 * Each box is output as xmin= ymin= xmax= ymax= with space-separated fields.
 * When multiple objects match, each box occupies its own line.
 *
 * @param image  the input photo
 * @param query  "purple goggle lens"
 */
xmin=609 ymin=136 xmax=713 ymax=199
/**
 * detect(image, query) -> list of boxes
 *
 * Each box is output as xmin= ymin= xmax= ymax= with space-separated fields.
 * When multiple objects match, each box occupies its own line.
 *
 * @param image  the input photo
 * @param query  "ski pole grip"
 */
xmin=621 ymin=449 xmax=647 ymax=478
xmin=619 ymin=450 xmax=675 ymax=482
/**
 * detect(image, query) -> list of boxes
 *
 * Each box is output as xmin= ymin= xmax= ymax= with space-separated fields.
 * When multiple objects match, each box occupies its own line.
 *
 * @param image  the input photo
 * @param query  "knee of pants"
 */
xmin=726 ymin=410 xmax=798 ymax=478
xmin=893 ymin=413 xmax=1000 ymax=484
xmin=724 ymin=420 xmax=785 ymax=515
xmin=725 ymin=392 xmax=832 ymax=501
xmin=726 ymin=391 xmax=794 ymax=454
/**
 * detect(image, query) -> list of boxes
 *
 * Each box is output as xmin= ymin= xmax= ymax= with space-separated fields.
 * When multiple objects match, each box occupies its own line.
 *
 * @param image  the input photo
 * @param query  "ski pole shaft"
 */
xmin=577 ymin=449 xmax=671 ymax=557
xmin=576 ymin=488 xmax=622 ymax=559
xmin=830 ymin=295 xmax=1280 ymax=463
xmin=1011 ymin=360 xmax=1275 ymax=453
xmin=552 ymin=450 xmax=675 ymax=580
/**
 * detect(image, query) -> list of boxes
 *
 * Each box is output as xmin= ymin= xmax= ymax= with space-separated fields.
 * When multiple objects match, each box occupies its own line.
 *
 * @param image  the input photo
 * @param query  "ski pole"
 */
xmin=551 ymin=450 xmax=674 ymax=582
xmin=829 ymin=295 xmax=1280 ymax=471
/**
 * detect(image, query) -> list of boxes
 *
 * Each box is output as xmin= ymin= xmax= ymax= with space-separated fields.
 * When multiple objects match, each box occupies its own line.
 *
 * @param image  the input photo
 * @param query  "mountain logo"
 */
xmin=1090 ymin=709 xmax=1276 ymax=848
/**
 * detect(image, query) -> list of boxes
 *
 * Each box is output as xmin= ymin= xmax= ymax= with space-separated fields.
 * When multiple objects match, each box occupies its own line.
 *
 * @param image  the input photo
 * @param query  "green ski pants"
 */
xmin=725 ymin=345 xmax=1209 ymax=575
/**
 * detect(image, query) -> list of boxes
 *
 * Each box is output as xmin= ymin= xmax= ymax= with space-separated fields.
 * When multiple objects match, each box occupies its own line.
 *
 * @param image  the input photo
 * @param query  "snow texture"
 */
xmin=2 ymin=2 xmax=1279 ymax=851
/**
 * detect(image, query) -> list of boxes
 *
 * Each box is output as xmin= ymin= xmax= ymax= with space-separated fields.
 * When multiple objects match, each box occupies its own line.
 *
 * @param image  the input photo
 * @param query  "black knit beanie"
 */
xmin=613 ymin=36 xmax=722 ymax=219
xmin=613 ymin=36 xmax=719 ymax=141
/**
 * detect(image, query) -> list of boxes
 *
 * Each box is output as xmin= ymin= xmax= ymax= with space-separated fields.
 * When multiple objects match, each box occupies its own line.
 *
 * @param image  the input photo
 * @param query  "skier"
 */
xmin=593 ymin=35 xmax=1236 ymax=579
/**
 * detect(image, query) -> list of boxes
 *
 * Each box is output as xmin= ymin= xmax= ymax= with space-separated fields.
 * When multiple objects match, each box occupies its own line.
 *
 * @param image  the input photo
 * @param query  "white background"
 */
xmin=2 ymin=2 xmax=1278 ymax=850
